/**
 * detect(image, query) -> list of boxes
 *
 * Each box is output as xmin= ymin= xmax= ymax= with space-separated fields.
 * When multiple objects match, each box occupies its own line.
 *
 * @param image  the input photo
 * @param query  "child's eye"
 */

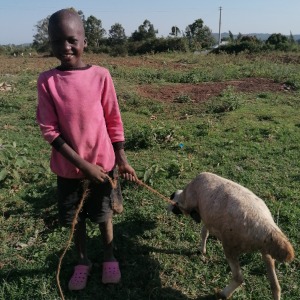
xmin=68 ymin=38 xmax=78 ymax=44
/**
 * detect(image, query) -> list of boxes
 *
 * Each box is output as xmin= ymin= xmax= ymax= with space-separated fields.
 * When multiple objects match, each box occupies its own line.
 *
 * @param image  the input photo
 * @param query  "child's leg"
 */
xmin=68 ymin=220 xmax=92 ymax=290
xmin=99 ymin=217 xmax=116 ymax=261
xmin=74 ymin=219 xmax=91 ymax=265
xmin=99 ymin=217 xmax=121 ymax=284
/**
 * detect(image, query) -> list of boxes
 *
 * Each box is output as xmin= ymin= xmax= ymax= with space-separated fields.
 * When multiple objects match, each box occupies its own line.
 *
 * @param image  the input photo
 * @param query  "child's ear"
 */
xmin=84 ymin=38 xmax=87 ymax=48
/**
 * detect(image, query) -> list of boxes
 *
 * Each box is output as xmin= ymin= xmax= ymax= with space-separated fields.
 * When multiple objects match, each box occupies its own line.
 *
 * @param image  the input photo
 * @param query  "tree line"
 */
xmin=1 ymin=8 xmax=299 ymax=56
xmin=31 ymin=9 xmax=216 ymax=56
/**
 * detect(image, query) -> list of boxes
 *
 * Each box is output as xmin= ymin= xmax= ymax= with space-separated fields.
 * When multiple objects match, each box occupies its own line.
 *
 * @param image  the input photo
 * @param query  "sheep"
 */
xmin=169 ymin=172 xmax=294 ymax=300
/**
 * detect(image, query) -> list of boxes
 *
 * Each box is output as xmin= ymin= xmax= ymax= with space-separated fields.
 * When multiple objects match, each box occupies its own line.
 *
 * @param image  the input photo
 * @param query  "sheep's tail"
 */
xmin=267 ymin=230 xmax=295 ymax=262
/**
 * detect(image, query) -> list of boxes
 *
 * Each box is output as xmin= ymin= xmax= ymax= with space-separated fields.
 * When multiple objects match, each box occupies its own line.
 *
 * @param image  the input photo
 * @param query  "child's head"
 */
xmin=48 ymin=9 xmax=87 ymax=69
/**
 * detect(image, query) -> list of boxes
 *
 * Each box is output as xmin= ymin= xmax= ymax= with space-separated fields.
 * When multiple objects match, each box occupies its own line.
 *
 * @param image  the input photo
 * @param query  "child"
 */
xmin=36 ymin=9 xmax=137 ymax=291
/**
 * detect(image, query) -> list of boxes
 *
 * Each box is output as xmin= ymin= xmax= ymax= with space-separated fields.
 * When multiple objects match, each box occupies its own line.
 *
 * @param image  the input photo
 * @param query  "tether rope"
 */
xmin=56 ymin=176 xmax=175 ymax=300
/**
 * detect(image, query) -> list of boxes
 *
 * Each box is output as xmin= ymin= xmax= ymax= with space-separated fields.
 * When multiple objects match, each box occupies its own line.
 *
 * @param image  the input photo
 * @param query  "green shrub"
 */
xmin=206 ymin=86 xmax=241 ymax=113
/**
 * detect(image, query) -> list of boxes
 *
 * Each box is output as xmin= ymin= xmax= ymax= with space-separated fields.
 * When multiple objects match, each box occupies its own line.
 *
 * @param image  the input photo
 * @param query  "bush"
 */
xmin=206 ymin=86 xmax=241 ymax=113
xmin=128 ymin=37 xmax=188 ymax=55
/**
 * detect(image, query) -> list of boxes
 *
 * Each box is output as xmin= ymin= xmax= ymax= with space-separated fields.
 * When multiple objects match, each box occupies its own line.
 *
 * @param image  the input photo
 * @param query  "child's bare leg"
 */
xmin=74 ymin=220 xmax=90 ymax=265
xmin=99 ymin=218 xmax=116 ymax=261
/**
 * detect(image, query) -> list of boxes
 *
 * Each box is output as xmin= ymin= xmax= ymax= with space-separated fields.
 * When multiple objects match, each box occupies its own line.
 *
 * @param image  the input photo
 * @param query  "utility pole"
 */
xmin=218 ymin=6 xmax=222 ymax=46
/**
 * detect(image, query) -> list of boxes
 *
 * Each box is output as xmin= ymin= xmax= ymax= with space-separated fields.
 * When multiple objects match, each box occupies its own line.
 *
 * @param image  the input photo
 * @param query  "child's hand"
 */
xmin=82 ymin=163 xmax=108 ymax=183
xmin=118 ymin=163 xmax=138 ymax=182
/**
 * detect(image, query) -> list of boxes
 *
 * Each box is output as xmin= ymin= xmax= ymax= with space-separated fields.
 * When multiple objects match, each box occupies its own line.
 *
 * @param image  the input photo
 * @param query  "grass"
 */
xmin=0 ymin=52 xmax=299 ymax=300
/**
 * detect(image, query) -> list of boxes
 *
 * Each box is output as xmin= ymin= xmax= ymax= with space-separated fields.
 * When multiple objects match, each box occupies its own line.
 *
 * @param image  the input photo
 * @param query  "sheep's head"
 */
xmin=168 ymin=190 xmax=201 ymax=223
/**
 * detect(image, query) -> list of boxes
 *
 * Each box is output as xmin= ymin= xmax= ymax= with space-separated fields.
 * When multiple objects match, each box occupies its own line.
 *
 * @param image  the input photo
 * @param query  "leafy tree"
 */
xmin=228 ymin=31 xmax=234 ymax=42
xmin=170 ymin=26 xmax=181 ymax=37
xmin=240 ymin=35 xmax=259 ymax=43
xmin=236 ymin=32 xmax=243 ymax=41
xmin=84 ymin=15 xmax=106 ymax=49
xmin=266 ymin=33 xmax=288 ymax=45
xmin=289 ymin=31 xmax=295 ymax=44
xmin=130 ymin=20 xmax=158 ymax=41
xmin=108 ymin=23 xmax=127 ymax=45
xmin=185 ymin=19 xmax=215 ymax=49
xmin=32 ymin=16 xmax=50 ymax=52
xmin=108 ymin=23 xmax=127 ymax=57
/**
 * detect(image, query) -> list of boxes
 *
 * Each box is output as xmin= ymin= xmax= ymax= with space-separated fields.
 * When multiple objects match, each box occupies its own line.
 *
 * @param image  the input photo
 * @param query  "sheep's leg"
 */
xmin=218 ymin=249 xmax=243 ymax=299
xmin=201 ymin=225 xmax=209 ymax=254
xmin=262 ymin=253 xmax=281 ymax=300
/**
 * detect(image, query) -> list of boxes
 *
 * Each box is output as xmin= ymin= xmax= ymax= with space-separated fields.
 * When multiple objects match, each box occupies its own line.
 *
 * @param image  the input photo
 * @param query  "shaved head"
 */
xmin=48 ymin=9 xmax=84 ymax=36
xmin=47 ymin=8 xmax=87 ymax=69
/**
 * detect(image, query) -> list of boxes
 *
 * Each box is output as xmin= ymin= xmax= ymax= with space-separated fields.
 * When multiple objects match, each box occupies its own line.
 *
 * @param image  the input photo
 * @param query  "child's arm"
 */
xmin=53 ymin=136 xmax=109 ymax=182
xmin=113 ymin=143 xmax=137 ymax=182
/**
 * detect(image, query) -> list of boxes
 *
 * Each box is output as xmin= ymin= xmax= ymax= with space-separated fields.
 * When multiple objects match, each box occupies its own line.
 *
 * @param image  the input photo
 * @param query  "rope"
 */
xmin=55 ymin=176 xmax=174 ymax=299
xmin=56 ymin=175 xmax=117 ymax=300
xmin=135 ymin=179 xmax=177 ymax=206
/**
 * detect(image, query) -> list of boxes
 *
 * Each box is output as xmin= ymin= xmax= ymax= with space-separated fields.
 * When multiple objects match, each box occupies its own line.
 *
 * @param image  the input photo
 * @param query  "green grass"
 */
xmin=0 ymin=53 xmax=299 ymax=300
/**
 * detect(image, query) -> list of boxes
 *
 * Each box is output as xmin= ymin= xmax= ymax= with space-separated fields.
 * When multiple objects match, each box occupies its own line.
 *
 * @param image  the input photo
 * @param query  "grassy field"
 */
xmin=0 ymin=52 xmax=299 ymax=300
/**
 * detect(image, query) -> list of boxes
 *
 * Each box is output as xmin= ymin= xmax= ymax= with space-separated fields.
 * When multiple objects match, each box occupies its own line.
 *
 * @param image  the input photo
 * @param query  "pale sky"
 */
xmin=0 ymin=0 xmax=299 ymax=45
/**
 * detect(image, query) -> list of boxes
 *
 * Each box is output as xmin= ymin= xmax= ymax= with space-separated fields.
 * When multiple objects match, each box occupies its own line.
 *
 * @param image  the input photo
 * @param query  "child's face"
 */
xmin=49 ymin=16 xmax=87 ymax=69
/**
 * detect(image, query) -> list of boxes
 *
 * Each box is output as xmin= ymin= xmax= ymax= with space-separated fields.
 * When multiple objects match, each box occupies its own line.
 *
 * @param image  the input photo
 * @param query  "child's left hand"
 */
xmin=118 ymin=163 xmax=138 ymax=182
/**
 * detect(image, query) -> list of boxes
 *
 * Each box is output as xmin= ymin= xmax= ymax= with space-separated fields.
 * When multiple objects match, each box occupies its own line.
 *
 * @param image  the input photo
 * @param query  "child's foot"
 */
xmin=68 ymin=264 xmax=92 ymax=290
xmin=102 ymin=261 xmax=121 ymax=284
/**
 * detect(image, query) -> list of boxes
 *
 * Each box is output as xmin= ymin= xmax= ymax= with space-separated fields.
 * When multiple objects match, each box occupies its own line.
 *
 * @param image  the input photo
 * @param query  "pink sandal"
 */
xmin=102 ymin=261 xmax=121 ymax=284
xmin=68 ymin=264 xmax=91 ymax=290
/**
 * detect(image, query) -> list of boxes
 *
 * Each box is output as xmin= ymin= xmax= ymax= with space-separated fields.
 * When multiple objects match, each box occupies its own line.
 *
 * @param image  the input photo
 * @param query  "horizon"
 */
xmin=2 ymin=32 xmax=300 ymax=47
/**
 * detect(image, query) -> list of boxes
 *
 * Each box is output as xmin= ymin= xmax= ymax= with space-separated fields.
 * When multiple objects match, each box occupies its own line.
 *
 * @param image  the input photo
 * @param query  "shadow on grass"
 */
xmin=12 ymin=183 xmax=221 ymax=299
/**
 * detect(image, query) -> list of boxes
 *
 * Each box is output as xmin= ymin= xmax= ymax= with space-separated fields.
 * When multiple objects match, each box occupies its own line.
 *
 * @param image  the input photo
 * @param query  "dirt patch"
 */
xmin=138 ymin=78 xmax=288 ymax=103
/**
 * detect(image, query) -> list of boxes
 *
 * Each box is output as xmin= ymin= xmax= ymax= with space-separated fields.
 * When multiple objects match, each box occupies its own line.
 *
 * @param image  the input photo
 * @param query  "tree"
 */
xmin=185 ymin=19 xmax=215 ymax=49
xmin=289 ymin=31 xmax=295 ymax=44
xmin=32 ymin=16 xmax=50 ymax=52
xmin=130 ymin=20 xmax=158 ymax=41
xmin=266 ymin=33 xmax=288 ymax=45
xmin=228 ymin=30 xmax=234 ymax=42
xmin=240 ymin=35 xmax=259 ymax=43
xmin=170 ymin=26 xmax=181 ymax=37
xmin=84 ymin=15 xmax=106 ymax=49
xmin=108 ymin=23 xmax=127 ymax=45
xmin=108 ymin=23 xmax=128 ymax=56
xmin=236 ymin=32 xmax=243 ymax=41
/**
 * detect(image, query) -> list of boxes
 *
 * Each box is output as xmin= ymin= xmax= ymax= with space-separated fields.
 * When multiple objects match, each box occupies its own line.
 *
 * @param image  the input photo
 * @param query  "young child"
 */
xmin=36 ymin=9 xmax=137 ymax=291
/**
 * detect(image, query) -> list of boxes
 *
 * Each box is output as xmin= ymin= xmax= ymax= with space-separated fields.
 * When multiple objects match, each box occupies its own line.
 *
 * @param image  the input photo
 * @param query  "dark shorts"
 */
xmin=57 ymin=169 xmax=123 ymax=226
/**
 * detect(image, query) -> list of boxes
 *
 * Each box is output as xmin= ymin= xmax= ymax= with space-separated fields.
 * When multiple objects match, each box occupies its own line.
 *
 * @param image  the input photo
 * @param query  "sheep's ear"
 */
xmin=170 ymin=190 xmax=183 ymax=201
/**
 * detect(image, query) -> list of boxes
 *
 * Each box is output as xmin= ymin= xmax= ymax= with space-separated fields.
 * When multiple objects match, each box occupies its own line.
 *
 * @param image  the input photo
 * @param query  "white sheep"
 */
xmin=169 ymin=172 xmax=294 ymax=300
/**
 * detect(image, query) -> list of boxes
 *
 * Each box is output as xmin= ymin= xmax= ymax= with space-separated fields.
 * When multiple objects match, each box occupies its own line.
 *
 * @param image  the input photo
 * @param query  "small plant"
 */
xmin=0 ymin=139 xmax=31 ymax=185
xmin=206 ymin=86 xmax=241 ymax=113
xmin=195 ymin=122 xmax=210 ymax=136
xmin=166 ymin=160 xmax=182 ymax=178
xmin=125 ymin=126 xmax=154 ymax=150
xmin=174 ymin=94 xmax=193 ymax=103
xmin=143 ymin=164 xmax=165 ymax=185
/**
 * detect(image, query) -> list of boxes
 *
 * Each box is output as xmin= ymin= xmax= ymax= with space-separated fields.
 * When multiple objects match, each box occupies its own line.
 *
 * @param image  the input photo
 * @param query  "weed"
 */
xmin=206 ymin=86 xmax=242 ymax=113
xmin=174 ymin=94 xmax=193 ymax=103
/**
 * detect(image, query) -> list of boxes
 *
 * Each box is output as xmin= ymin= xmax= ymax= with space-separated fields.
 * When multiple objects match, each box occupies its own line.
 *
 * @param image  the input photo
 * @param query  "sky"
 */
xmin=0 ymin=0 xmax=299 ymax=45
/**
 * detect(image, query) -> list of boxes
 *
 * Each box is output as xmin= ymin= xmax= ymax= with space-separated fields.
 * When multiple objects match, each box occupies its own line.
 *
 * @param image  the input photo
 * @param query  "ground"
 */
xmin=0 ymin=54 xmax=290 ymax=102
xmin=138 ymin=78 xmax=287 ymax=103
xmin=96 ymin=55 xmax=290 ymax=103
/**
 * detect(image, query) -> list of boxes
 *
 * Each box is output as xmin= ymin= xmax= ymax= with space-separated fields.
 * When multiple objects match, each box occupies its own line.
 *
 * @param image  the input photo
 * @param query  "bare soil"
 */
xmin=137 ymin=78 xmax=287 ymax=103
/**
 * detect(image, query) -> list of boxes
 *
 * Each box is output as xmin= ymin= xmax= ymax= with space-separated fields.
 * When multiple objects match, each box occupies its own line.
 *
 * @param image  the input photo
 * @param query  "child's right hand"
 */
xmin=81 ymin=162 xmax=108 ymax=183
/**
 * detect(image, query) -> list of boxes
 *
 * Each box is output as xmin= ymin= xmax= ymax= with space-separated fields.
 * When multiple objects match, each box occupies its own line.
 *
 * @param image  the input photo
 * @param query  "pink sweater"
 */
xmin=37 ymin=65 xmax=124 ymax=178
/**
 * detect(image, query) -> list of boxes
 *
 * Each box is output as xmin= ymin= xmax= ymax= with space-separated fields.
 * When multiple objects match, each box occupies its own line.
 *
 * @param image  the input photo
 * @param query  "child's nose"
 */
xmin=63 ymin=41 xmax=71 ymax=50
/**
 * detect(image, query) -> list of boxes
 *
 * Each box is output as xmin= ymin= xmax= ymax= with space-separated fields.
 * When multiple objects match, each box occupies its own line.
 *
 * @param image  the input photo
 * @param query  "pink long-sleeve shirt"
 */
xmin=36 ymin=65 xmax=124 ymax=178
